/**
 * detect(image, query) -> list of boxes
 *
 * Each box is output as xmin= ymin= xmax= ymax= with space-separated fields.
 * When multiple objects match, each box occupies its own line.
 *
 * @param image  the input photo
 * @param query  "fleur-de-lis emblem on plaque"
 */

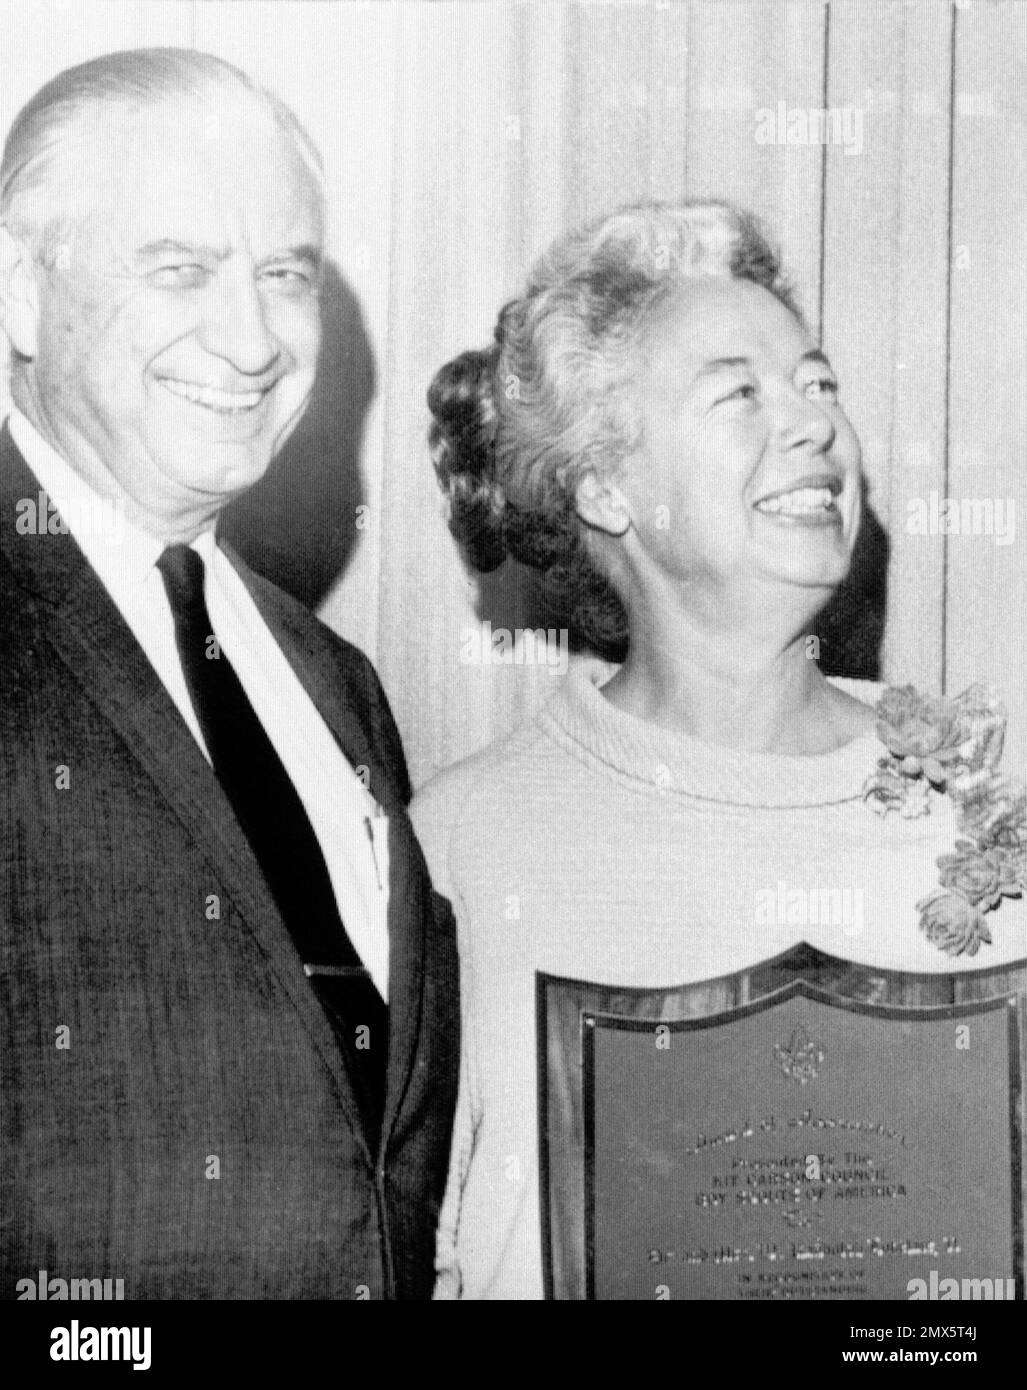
xmin=782 ymin=1208 xmax=823 ymax=1230
xmin=774 ymin=1026 xmax=825 ymax=1085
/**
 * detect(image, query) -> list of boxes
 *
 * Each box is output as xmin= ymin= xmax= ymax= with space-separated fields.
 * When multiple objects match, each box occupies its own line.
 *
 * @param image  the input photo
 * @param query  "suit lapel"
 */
xmin=224 ymin=543 xmax=428 ymax=1149
xmin=1 ymin=429 xmax=376 ymax=1161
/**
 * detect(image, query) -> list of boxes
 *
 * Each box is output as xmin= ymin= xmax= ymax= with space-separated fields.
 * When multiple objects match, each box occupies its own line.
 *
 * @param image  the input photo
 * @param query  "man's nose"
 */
xmin=198 ymin=268 xmax=279 ymax=376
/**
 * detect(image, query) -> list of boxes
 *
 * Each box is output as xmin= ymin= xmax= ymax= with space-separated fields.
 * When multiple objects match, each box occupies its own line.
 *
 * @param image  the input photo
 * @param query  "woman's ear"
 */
xmin=0 ymin=226 xmax=41 ymax=360
xmin=574 ymin=468 xmax=632 ymax=538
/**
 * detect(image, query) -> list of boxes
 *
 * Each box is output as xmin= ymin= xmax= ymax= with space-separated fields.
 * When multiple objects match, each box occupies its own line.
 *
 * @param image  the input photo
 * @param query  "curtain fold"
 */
xmin=947 ymin=1 xmax=1027 ymax=773
xmin=822 ymin=0 xmax=955 ymax=696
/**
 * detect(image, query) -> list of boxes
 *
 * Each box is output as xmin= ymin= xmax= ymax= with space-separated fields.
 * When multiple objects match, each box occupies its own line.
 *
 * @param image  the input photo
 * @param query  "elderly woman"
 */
xmin=411 ymin=201 xmax=1027 ymax=1299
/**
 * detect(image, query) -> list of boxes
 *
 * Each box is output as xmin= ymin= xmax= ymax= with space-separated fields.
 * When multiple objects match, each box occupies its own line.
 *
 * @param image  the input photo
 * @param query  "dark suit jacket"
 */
xmin=0 ymin=427 xmax=459 ymax=1299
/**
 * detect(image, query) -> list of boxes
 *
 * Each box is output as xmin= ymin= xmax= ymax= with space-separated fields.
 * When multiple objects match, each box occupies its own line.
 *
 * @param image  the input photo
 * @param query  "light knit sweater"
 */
xmin=410 ymin=662 xmax=1027 ymax=1300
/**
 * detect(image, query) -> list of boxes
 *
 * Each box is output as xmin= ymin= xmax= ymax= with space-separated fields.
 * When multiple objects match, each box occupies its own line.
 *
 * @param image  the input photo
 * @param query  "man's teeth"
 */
xmin=755 ymin=487 xmax=837 ymax=515
xmin=160 ymin=379 xmax=266 ymax=412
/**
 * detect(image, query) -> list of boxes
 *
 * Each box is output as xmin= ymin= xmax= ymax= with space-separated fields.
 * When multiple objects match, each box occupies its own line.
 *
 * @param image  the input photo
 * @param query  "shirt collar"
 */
xmin=7 ymin=407 xmax=214 ymax=590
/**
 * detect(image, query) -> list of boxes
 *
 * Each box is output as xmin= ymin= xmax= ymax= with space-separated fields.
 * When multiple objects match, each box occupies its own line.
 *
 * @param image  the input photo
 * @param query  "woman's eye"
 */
xmin=805 ymin=376 xmax=839 ymax=401
xmin=719 ymin=383 xmax=757 ymax=404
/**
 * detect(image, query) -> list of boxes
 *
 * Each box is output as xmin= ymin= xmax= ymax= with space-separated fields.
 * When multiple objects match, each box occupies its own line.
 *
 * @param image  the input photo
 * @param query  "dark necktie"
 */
xmin=156 ymin=543 xmax=387 ymax=1136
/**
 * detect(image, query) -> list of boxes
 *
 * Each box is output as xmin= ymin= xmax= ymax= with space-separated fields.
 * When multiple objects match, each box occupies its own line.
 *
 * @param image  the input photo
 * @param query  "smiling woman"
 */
xmin=410 ymin=200 xmax=1027 ymax=1300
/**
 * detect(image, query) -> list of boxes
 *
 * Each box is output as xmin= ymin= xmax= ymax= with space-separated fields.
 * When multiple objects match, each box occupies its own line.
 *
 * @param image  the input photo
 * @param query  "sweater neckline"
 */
xmin=538 ymin=660 xmax=885 ymax=809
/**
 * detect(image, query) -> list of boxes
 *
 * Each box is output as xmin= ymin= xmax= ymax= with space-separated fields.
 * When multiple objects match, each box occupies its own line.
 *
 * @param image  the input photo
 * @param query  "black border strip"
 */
xmin=1008 ymin=996 xmax=1025 ymax=1300
xmin=536 ymin=971 xmax=555 ymax=1301
xmin=582 ymin=1012 xmax=597 ymax=1303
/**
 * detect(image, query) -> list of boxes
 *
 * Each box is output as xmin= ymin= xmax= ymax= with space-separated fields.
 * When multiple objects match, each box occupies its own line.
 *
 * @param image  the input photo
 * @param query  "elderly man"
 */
xmin=0 ymin=48 xmax=457 ymax=1299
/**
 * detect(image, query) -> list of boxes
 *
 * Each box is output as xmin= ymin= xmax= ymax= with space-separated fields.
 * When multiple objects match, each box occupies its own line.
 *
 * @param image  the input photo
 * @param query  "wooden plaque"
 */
xmin=537 ymin=946 xmax=1026 ymax=1301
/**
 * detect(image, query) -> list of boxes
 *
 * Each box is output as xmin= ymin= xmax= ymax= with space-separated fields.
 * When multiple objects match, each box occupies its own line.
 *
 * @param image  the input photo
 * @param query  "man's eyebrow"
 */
xmin=799 ymin=349 xmax=834 ymax=371
xmin=261 ymin=244 xmax=323 ymax=271
xmin=132 ymin=241 xmax=324 ymax=271
xmin=134 ymin=239 xmax=228 ymax=263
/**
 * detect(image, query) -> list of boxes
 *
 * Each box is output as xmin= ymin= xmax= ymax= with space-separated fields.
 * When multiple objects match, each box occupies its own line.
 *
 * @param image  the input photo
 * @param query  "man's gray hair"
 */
xmin=0 ymin=47 xmax=324 ymax=259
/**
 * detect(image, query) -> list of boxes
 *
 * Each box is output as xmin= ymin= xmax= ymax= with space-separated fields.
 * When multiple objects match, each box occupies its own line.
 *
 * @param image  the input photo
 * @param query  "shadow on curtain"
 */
xmin=220 ymin=261 xmax=376 ymax=608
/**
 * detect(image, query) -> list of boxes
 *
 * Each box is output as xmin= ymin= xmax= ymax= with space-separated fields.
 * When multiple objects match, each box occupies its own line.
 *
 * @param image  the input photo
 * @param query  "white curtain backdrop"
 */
xmin=2 ymin=0 xmax=1024 ymax=785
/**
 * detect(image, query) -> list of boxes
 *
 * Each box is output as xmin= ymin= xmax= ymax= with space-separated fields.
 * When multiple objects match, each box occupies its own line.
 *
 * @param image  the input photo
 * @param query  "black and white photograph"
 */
xmin=1 ymin=0 xmax=1025 ymax=1360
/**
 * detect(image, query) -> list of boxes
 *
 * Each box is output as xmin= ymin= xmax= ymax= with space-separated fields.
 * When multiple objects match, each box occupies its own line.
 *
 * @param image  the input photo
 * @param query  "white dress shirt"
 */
xmin=9 ymin=408 xmax=389 ymax=999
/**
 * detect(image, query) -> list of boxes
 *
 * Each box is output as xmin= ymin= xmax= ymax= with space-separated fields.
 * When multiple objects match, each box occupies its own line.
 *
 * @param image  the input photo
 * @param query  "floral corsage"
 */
xmin=862 ymin=684 xmax=1027 ymax=956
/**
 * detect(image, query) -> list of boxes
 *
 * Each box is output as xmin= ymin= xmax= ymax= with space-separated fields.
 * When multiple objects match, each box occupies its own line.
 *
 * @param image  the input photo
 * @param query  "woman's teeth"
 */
xmin=755 ymin=487 xmax=837 ymax=515
xmin=160 ymin=379 xmax=266 ymax=412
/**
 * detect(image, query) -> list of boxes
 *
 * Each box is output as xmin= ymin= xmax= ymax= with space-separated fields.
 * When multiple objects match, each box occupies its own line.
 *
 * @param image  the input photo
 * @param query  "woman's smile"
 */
xmin=752 ymin=472 xmax=845 ymax=527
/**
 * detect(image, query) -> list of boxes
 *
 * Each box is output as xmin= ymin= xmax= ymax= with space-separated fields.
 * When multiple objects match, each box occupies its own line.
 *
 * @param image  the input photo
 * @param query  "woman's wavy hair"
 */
xmin=427 ymin=199 xmax=800 ymax=658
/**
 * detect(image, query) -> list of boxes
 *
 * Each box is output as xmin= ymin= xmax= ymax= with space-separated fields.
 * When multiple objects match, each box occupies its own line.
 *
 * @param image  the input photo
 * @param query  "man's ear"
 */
xmin=574 ymin=468 xmax=632 ymax=539
xmin=0 ymin=225 xmax=41 ymax=359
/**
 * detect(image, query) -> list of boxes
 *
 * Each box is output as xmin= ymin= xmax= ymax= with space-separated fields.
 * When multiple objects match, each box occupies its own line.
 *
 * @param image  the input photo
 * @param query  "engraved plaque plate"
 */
xmin=538 ymin=949 xmax=1026 ymax=1300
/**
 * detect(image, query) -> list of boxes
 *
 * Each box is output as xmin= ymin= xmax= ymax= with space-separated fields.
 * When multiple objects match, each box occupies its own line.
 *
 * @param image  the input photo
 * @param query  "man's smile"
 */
xmin=156 ymin=377 xmax=272 ymax=413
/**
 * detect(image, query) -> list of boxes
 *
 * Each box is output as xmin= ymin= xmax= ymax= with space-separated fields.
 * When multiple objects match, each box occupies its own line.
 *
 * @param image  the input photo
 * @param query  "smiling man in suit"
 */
xmin=0 ymin=48 xmax=458 ymax=1299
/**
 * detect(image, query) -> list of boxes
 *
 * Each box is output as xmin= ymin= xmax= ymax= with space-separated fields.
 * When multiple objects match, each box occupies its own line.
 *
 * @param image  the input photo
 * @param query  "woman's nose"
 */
xmin=774 ymin=386 xmax=836 ymax=455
